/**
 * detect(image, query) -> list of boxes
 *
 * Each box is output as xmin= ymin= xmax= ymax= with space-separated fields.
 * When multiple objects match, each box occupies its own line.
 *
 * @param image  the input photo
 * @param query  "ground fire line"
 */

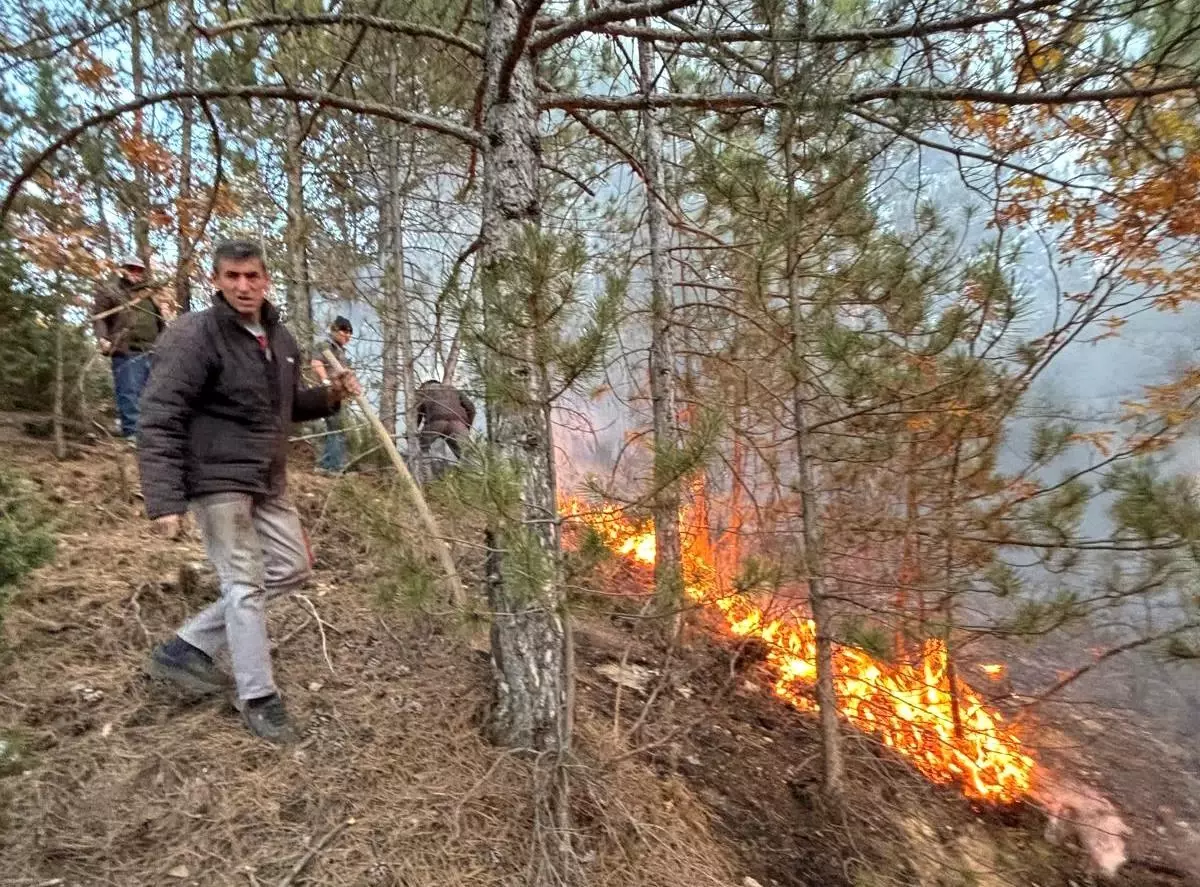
xmin=561 ymin=495 xmax=1037 ymax=804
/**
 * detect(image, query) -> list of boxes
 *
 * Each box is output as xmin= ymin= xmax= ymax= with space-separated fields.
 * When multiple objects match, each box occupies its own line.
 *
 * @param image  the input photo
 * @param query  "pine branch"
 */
xmin=541 ymin=90 xmax=772 ymax=111
xmin=196 ymin=13 xmax=483 ymax=56
xmin=1023 ymin=623 xmax=1200 ymax=710
xmin=530 ymin=0 xmax=698 ymax=51
xmin=542 ymin=78 xmax=1200 ymax=112
xmin=847 ymin=106 xmax=1116 ymax=197
xmin=0 ymin=0 xmax=169 ymax=75
xmin=549 ymin=0 xmax=1070 ymax=46
xmin=1 ymin=85 xmax=481 ymax=231
xmin=849 ymin=80 xmax=1200 ymax=105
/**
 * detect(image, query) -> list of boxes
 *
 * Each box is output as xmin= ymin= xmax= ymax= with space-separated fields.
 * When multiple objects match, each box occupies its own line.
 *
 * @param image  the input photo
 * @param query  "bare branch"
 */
xmin=542 ymin=90 xmax=772 ymax=111
xmin=578 ymin=0 xmax=1070 ymax=45
xmin=847 ymin=106 xmax=1116 ymax=197
xmin=530 ymin=0 xmax=698 ymax=51
xmin=197 ymin=12 xmax=483 ymax=56
xmin=543 ymin=79 xmax=1200 ymax=113
xmin=0 ymin=0 xmax=169 ymax=75
xmin=849 ymin=80 xmax=1200 ymax=106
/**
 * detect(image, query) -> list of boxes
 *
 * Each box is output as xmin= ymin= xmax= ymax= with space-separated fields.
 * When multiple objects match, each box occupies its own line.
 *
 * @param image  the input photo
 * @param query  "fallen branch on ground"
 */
xmin=292 ymin=594 xmax=335 ymax=674
xmin=277 ymin=817 xmax=354 ymax=887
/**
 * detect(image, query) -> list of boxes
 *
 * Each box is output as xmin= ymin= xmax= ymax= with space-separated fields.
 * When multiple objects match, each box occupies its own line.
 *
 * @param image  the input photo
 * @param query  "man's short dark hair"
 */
xmin=212 ymin=239 xmax=267 ymax=274
xmin=332 ymin=316 xmax=353 ymax=334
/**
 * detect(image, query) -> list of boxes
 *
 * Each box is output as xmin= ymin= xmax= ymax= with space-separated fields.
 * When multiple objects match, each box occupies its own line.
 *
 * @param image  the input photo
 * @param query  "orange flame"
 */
xmin=562 ymin=495 xmax=1036 ymax=803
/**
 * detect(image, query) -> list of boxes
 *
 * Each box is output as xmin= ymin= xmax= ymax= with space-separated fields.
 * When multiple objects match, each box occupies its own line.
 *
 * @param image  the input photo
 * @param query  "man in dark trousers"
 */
xmin=136 ymin=239 xmax=360 ymax=743
xmin=309 ymin=316 xmax=353 ymax=474
xmin=415 ymin=379 xmax=476 ymax=466
xmin=93 ymin=256 xmax=163 ymax=441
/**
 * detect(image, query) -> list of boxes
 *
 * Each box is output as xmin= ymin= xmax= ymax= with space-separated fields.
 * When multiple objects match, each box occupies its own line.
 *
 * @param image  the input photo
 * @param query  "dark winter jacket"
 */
xmin=137 ymin=292 xmax=339 ymax=518
xmin=415 ymin=382 xmax=476 ymax=432
xmin=92 ymin=275 xmax=164 ymax=354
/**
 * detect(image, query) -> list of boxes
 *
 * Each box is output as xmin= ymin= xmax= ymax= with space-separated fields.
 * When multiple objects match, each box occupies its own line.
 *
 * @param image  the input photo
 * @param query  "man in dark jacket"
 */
xmin=137 ymin=239 xmax=360 ymax=743
xmin=415 ymin=379 xmax=476 ymax=462
xmin=93 ymin=256 xmax=163 ymax=440
xmin=309 ymin=315 xmax=354 ymax=473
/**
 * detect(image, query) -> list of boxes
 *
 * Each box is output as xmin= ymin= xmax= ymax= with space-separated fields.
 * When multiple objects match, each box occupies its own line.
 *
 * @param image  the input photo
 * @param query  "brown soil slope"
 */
xmin=0 ymin=430 xmax=1188 ymax=886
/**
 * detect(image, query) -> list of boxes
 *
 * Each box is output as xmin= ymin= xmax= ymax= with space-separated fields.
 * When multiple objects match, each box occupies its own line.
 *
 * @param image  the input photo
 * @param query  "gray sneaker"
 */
xmin=144 ymin=640 xmax=230 ymax=695
xmin=240 ymin=695 xmax=297 ymax=744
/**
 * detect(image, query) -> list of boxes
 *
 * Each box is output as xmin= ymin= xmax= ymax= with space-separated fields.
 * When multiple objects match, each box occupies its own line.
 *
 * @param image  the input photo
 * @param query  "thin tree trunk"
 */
xmin=379 ymin=198 xmax=399 ymax=436
xmin=784 ymin=126 xmax=844 ymax=800
xmin=479 ymin=0 xmax=567 ymax=758
xmin=92 ymin=179 xmax=114 ymax=258
xmin=175 ymin=0 xmax=195 ymax=313
xmin=52 ymin=288 xmax=66 ymax=461
xmin=442 ymin=331 xmax=462 ymax=384
xmin=940 ymin=436 xmax=965 ymax=741
xmin=896 ymin=434 xmax=920 ymax=659
xmin=284 ymin=113 xmax=312 ymax=345
xmin=386 ymin=51 xmax=424 ymax=465
xmin=386 ymin=62 xmax=420 ymax=461
xmin=636 ymin=32 xmax=683 ymax=626
xmin=130 ymin=11 xmax=151 ymax=266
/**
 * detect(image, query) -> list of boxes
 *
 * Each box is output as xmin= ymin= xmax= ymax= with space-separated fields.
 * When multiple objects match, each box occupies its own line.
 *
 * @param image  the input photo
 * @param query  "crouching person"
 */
xmin=136 ymin=239 xmax=360 ymax=743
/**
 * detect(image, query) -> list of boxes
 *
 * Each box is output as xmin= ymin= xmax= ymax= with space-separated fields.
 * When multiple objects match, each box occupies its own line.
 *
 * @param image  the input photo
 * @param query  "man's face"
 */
xmin=334 ymin=329 xmax=352 ymax=346
xmin=214 ymin=257 xmax=269 ymax=320
xmin=122 ymin=264 xmax=146 ymax=284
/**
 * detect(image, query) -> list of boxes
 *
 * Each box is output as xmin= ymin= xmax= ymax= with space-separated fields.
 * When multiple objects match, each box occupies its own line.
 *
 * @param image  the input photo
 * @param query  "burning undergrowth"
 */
xmin=561 ymin=491 xmax=1036 ymax=804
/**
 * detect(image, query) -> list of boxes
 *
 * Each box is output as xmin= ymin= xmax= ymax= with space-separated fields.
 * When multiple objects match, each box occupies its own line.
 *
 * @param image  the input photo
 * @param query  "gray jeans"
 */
xmin=177 ymin=492 xmax=311 ymax=700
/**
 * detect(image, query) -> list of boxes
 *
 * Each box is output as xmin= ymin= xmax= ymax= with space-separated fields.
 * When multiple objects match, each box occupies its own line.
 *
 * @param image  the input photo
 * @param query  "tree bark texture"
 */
xmin=130 ymin=11 xmax=151 ymax=266
xmin=637 ymin=33 xmax=684 ymax=620
xmin=479 ymin=0 xmax=567 ymax=754
xmin=784 ymin=121 xmax=844 ymax=798
xmin=379 ymin=189 xmax=399 ymax=437
xmin=284 ymin=113 xmax=313 ymax=345
xmin=53 ymin=292 xmax=66 ymax=461
xmin=175 ymin=0 xmax=195 ymax=313
xmin=382 ymin=56 xmax=420 ymax=459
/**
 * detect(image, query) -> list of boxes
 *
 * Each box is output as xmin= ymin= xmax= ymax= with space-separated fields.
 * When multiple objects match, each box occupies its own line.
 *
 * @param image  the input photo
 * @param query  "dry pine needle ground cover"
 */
xmin=0 ymin=431 xmax=1185 ymax=887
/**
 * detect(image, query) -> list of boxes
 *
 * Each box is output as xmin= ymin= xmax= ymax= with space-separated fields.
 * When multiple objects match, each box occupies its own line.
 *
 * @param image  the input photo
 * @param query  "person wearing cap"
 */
xmin=310 ymin=316 xmax=354 ymax=474
xmin=92 ymin=255 xmax=163 ymax=441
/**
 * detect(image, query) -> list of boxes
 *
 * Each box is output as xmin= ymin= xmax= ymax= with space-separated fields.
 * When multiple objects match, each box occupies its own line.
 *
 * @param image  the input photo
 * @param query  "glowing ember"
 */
xmin=979 ymin=663 xmax=1006 ymax=678
xmin=562 ymin=495 xmax=1036 ymax=803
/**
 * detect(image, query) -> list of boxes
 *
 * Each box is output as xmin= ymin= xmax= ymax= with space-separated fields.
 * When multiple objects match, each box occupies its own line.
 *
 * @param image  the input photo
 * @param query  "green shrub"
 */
xmin=0 ymin=467 xmax=57 ymax=636
xmin=0 ymin=237 xmax=100 ymax=421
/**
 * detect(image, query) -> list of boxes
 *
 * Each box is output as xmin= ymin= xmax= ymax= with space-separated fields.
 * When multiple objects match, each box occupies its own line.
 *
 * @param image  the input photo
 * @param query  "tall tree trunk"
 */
xmin=896 ymin=434 xmax=920 ymax=659
xmin=284 ymin=113 xmax=312 ymax=344
xmin=636 ymin=33 xmax=684 ymax=625
xmin=380 ymin=54 xmax=421 ymax=461
xmin=940 ymin=435 xmax=965 ymax=741
xmin=379 ymin=190 xmax=398 ymax=434
xmin=479 ymin=0 xmax=567 ymax=756
xmin=130 ymin=11 xmax=151 ymax=266
xmin=379 ymin=190 xmax=400 ymax=437
xmin=52 ymin=288 xmax=66 ymax=461
xmin=784 ymin=128 xmax=844 ymax=800
xmin=175 ymin=0 xmax=195 ymax=313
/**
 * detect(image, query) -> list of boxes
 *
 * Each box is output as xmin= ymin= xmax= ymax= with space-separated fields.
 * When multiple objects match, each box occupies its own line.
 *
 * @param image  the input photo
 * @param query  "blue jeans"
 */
xmin=318 ymin=414 xmax=347 ymax=472
xmin=111 ymin=352 xmax=151 ymax=438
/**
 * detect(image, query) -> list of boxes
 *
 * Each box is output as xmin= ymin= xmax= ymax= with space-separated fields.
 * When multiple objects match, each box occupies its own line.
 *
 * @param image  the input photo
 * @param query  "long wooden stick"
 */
xmin=323 ymin=349 xmax=466 ymax=610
